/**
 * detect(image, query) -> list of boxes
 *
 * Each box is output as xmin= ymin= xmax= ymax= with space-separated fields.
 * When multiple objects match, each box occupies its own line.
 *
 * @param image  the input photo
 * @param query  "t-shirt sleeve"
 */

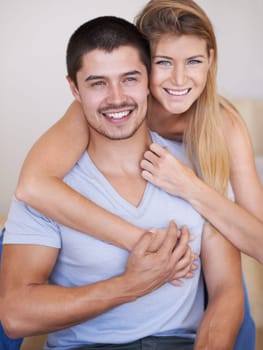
xmin=3 ymin=197 xmax=61 ymax=248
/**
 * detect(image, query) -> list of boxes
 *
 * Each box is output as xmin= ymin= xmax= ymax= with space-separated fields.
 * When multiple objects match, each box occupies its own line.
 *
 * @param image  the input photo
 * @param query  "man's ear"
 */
xmin=66 ymin=76 xmax=81 ymax=102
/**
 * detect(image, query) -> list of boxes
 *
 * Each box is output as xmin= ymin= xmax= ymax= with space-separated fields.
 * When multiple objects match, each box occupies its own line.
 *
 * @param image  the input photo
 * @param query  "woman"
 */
xmin=15 ymin=1 xmax=260 ymax=347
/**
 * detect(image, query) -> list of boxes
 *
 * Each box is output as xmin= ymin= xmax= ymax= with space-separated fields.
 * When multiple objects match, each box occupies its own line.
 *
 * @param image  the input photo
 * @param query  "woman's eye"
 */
xmin=155 ymin=60 xmax=172 ymax=66
xmin=188 ymin=59 xmax=202 ymax=65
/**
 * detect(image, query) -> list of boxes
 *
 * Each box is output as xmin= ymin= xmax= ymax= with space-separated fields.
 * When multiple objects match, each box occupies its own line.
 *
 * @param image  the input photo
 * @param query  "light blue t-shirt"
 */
xmin=5 ymin=132 xmax=205 ymax=350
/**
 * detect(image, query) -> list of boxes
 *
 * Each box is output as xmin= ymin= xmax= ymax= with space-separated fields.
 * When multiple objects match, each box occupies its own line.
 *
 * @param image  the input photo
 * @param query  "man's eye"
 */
xmin=123 ymin=77 xmax=138 ymax=85
xmin=91 ymin=81 xmax=105 ymax=87
xmin=125 ymin=77 xmax=136 ymax=82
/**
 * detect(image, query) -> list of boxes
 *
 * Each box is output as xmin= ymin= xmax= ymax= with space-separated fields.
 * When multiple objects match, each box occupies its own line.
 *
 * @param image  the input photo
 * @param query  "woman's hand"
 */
xmin=140 ymin=143 xmax=197 ymax=199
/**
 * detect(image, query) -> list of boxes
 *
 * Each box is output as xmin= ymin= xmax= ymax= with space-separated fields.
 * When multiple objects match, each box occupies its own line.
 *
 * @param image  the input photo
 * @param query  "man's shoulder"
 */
xmin=4 ymin=197 xmax=61 ymax=248
xmin=63 ymin=151 xmax=91 ymax=184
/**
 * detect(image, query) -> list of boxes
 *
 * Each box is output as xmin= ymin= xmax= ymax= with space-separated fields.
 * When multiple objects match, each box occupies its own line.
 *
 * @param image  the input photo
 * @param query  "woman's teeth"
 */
xmin=166 ymin=88 xmax=189 ymax=96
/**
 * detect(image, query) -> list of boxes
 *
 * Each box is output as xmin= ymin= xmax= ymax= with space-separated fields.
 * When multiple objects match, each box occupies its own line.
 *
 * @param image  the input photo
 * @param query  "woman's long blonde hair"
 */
xmin=136 ymin=0 xmax=231 ymax=195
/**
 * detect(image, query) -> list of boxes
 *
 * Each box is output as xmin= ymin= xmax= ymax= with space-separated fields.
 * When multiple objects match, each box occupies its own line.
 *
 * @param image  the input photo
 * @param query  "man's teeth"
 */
xmin=166 ymin=88 xmax=189 ymax=96
xmin=105 ymin=111 xmax=130 ymax=119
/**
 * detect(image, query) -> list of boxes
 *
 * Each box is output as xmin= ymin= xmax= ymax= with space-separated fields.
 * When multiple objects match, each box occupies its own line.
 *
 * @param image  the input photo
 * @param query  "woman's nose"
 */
xmin=171 ymin=65 xmax=187 ymax=86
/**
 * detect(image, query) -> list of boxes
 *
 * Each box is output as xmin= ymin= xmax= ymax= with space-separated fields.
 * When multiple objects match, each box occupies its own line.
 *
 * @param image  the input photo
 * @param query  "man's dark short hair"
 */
xmin=66 ymin=16 xmax=151 ymax=86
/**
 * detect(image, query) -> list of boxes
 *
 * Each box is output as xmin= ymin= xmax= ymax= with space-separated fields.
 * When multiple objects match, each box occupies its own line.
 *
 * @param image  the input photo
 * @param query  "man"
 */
xmin=0 ymin=17 xmax=243 ymax=350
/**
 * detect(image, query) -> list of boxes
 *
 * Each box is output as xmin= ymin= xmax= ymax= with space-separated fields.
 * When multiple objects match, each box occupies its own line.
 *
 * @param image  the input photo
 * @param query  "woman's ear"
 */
xmin=66 ymin=76 xmax=81 ymax=102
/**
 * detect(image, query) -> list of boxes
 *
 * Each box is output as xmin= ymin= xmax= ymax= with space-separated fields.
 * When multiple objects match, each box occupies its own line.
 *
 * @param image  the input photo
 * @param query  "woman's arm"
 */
xmin=140 ymin=112 xmax=263 ymax=263
xmin=224 ymin=108 xmax=263 ymax=220
xmin=16 ymin=100 xmax=144 ymax=250
xmin=190 ymin=110 xmax=263 ymax=262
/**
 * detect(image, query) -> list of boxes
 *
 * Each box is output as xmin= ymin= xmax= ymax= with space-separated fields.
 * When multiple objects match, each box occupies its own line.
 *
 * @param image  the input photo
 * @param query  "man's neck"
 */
xmin=87 ymin=124 xmax=152 ymax=176
xmin=86 ymin=125 xmax=151 ymax=207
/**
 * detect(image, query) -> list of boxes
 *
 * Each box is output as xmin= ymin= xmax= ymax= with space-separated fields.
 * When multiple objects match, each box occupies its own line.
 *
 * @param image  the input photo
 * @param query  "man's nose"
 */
xmin=106 ymin=84 xmax=126 ymax=105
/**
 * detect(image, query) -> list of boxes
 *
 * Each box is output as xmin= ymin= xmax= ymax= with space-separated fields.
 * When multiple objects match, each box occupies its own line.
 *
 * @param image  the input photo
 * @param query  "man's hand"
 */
xmin=123 ymin=221 xmax=197 ymax=297
xmin=147 ymin=224 xmax=197 ymax=285
xmin=169 ymin=226 xmax=198 ymax=285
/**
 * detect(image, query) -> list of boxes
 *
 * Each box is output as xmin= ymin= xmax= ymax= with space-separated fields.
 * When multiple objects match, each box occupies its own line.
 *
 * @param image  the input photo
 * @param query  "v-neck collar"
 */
xmin=81 ymin=151 xmax=154 ymax=218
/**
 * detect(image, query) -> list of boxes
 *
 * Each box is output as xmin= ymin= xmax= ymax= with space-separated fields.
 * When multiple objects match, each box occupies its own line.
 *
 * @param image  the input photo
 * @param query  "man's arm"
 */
xmin=0 ymin=221 xmax=185 ymax=339
xmin=194 ymin=223 xmax=244 ymax=350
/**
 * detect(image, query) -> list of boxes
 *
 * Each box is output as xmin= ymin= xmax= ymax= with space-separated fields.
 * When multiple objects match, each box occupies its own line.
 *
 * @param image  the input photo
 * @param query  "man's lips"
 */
xmin=100 ymin=103 xmax=136 ymax=121
xmin=102 ymin=110 xmax=132 ymax=120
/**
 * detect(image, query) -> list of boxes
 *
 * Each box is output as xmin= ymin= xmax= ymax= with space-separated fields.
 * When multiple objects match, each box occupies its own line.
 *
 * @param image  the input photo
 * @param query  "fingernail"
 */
xmin=174 ymin=280 xmax=184 ymax=286
xmin=148 ymin=228 xmax=156 ymax=234
xmin=187 ymin=273 xmax=194 ymax=278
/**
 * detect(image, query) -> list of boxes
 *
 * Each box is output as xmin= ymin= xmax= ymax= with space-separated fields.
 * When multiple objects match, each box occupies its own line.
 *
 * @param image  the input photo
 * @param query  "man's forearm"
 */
xmin=1 ymin=224 xmax=182 ymax=339
xmin=2 ymin=274 xmax=139 ymax=339
xmin=194 ymin=288 xmax=244 ymax=350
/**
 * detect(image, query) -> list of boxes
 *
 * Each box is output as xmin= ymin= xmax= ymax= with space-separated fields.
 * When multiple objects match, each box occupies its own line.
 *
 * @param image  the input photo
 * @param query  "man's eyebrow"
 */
xmin=85 ymin=75 xmax=105 ymax=82
xmin=85 ymin=70 xmax=142 ymax=82
xmin=122 ymin=70 xmax=142 ymax=77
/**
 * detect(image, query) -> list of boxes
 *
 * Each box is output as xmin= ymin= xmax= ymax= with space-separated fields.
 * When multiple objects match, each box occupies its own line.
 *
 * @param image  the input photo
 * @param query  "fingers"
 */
xmin=141 ymin=143 xmax=169 ymax=167
xmin=140 ymin=159 xmax=155 ymax=173
xmin=170 ymin=225 xmax=190 ymax=261
xmin=169 ymin=251 xmax=199 ymax=285
xmin=170 ymin=279 xmax=184 ymax=286
xmin=143 ymin=149 xmax=159 ymax=164
xmin=132 ymin=223 xmax=198 ymax=287
xmin=140 ymin=143 xmax=167 ymax=170
xmin=147 ymin=228 xmax=167 ymax=252
xmin=167 ymin=226 xmax=197 ymax=281
xmin=174 ymin=245 xmax=192 ymax=270
xmin=149 ymin=143 xmax=167 ymax=156
xmin=172 ymin=258 xmax=198 ymax=279
xmin=131 ymin=232 xmax=154 ymax=257
xmin=141 ymin=169 xmax=153 ymax=182
xmin=140 ymin=150 xmax=157 ymax=182
xmin=156 ymin=221 xmax=179 ymax=256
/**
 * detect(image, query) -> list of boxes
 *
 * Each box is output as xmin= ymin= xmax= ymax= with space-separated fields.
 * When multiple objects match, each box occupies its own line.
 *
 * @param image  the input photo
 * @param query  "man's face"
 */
xmin=68 ymin=46 xmax=149 ymax=140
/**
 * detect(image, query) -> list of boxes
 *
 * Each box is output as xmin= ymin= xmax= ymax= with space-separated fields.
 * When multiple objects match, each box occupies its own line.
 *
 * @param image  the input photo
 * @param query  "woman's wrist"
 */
xmin=123 ymin=226 xmax=146 ymax=251
xmin=184 ymin=175 xmax=209 ymax=207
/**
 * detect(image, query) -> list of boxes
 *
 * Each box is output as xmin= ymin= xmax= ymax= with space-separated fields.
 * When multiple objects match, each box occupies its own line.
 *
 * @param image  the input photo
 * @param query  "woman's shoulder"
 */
xmin=219 ymin=96 xmax=249 ymax=140
xmin=219 ymin=97 xmax=255 ymax=172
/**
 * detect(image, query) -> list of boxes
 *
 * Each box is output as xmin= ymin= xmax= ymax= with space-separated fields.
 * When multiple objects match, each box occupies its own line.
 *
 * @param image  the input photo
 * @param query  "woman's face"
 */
xmin=150 ymin=33 xmax=214 ymax=115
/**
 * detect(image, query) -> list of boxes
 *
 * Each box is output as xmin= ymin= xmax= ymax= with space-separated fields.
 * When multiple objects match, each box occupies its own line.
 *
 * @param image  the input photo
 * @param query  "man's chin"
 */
xmin=90 ymin=125 xmax=145 ymax=141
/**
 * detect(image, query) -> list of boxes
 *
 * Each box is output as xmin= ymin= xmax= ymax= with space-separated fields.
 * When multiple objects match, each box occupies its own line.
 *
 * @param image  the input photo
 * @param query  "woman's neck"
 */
xmin=147 ymin=96 xmax=190 ymax=141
